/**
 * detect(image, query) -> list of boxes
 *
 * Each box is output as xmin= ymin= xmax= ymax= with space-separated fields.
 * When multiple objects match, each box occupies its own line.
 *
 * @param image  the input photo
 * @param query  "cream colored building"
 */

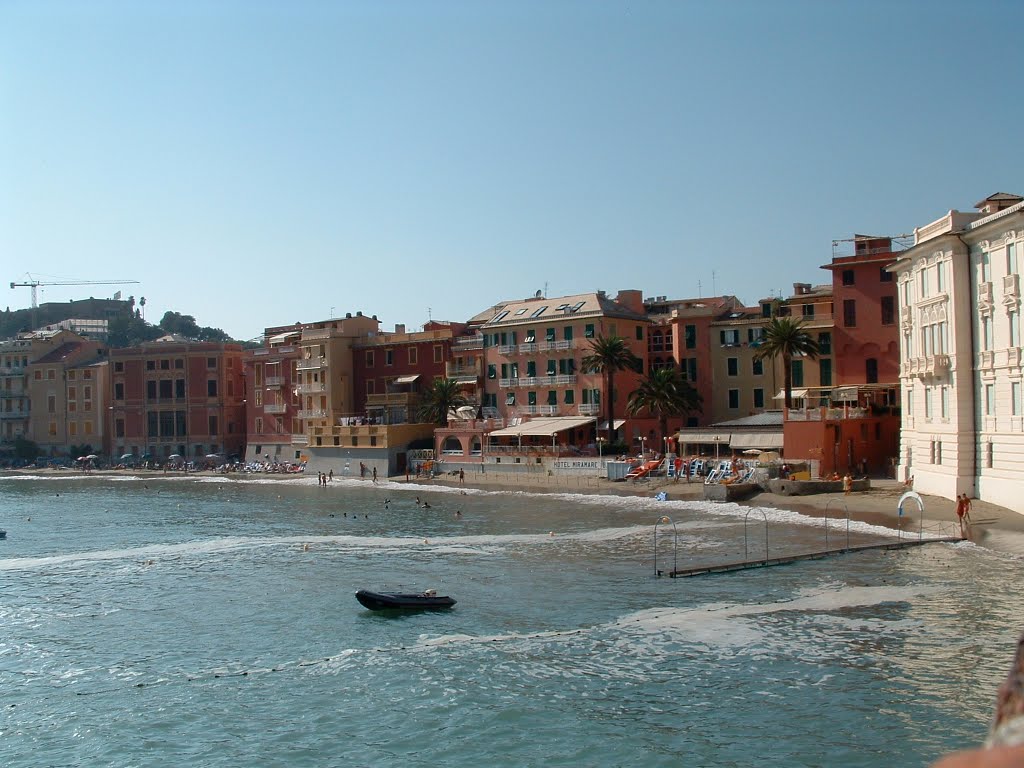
xmin=891 ymin=192 xmax=1024 ymax=513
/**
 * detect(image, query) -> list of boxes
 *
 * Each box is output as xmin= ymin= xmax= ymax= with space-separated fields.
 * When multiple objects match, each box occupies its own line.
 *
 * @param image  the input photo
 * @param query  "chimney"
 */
xmin=395 ymin=323 xmax=406 ymax=334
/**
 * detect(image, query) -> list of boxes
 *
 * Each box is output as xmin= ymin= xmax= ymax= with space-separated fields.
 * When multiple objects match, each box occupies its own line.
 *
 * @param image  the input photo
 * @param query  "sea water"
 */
xmin=1 ymin=474 xmax=1022 ymax=767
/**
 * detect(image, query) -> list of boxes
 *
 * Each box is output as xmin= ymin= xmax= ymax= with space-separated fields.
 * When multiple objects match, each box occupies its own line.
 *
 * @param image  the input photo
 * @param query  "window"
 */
xmin=114 ymin=361 xmax=124 ymax=373
xmin=941 ymin=386 xmax=949 ymax=418
xmin=748 ymin=328 xmax=763 ymax=344
xmin=1009 ymin=241 xmax=1018 ymax=274
xmin=530 ymin=306 xmax=549 ymax=318
xmin=160 ymin=359 xmax=170 ymax=370
xmin=843 ymin=299 xmax=857 ymax=327
xmin=115 ymin=418 xmax=125 ymax=438
xmin=685 ymin=358 xmax=697 ymax=382
xmin=505 ymin=392 xmax=516 ymax=406
xmin=752 ymin=358 xmax=763 ymax=376
xmin=937 ymin=261 xmax=946 ymax=292
xmin=408 ymin=347 xmax=417 ymax=365
xmin=526 ymin=361 xmax=536 ymax=378
xmin=791 ymin=360 xmax=804 ymax=387
xmin=720 ymin=329 xmax=740 ymax=346
xmin=547 ymin=390 xmax=557 ymax=405
xmin=981 ymin=251 xmax=991 ymax=282
xmin=685 ymin=325 xmax=697 ymax=349
xmin=819 ymin=358 xmax=832 ymax=386
xmin=159 ymin=380 xmax=172 ymax=399
xmin=147 ymin=380 xmax=157 ymax=399
xmin=115 ymin=382 xmax=124 ymax=400
xmin=487 ymin=364 xmax=496 ymax=379
xmin=545 ymin=328 xmax=555 ymax=342
xmin=983 ymin=316 xmax=993 ymax=351
xmin=935 ymin=441 xmax=942 ymax=465
xmin=842 ymin=269 xmax=855 ymax=286
xmin=985 ymin=383 xmax=995 ymax=415
xmin=924 ymin=386 xmax=932 ymax=419
xmin=880 ymin=267 xmax=893 ymax=283
xmin=500 ymin=364 xmax=508 ymax=379
xmin=866 ymin=358 xmax=878 ymax=384
xmin=433 ymin=345 xmax=443 ymax=363
xmin=147 ymin=412 xmax=159 ymax=437
xmin=727 ymin=358 xmax=738 ymax=376
xmin=585 ymin=324 xmax=595 ymax=338
xmin=174 ymin=359 xmax=184 ymax=369
xmin=728 ymin=389 xmax=739 ymax=409
xmin=1011 ymin=310 xmax=1020 ymax=348
xmin=255 ymin=417 xmax=263 ymax=434
xmin=147 ymin=360 xmax=156 ymax=371
xmin=68 ymin=371 xmax=76 ymax=381
xmin=818 ymin=332 xmax=831 ymax=355
xmin=547 ymin=359 xmax=557 ymax=376
xmin=635 ymin=325 xmax=643 ymax=340
xmin=209 ymin=415 xmax=218 ymax=435
xmin=881 ymin=296 xmax=895 ymax=325
xmin=527 ymin=391 xmax=537 ymax=406
xmin=920 ymin=267 xmax=930 ymax=298
xmin=802 ymin=303 xmax=814 ymax=317
xmin=385 ymin=350 xmax=393 ymax=366
xmin=47 ymin=368 xmax=55 ymax=380
xmin=1013 ymin=381 xmax=1022 ymax=416
xmin=175 ymin=379 xmax=185 ymax=398
xmin=365 ymin=351 xmax=374 ymax=367
xmin=563 ymin=389 xmax=574 ymax=404
xmin=207 ymin=357 xmax=217 ymax=369
xmin=563 ymin=326 xmax=573 ymax=342
xmin=208 ymin=379 xmax=218 ymax=397
xmin=753 ymin=388 xmax=764 ymax=408
xmin=47 ymin=394 xmax=55 ymax=413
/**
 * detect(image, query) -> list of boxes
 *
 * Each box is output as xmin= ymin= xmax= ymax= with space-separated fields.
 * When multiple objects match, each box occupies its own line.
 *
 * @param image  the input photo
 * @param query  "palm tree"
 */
xmin=581 ymin=334 xmax=643 ymax=441
xmin=627 ymin=366 xmax=703 ymax=443
xmin=416 ymin=378 xmax=468 ymax=425
xmin=754 ymin=317 xmax=820 ymax=409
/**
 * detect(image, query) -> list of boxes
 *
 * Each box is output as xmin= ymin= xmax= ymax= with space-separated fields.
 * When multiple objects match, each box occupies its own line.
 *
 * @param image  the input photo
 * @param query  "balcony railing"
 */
xmin=500 ymin=374 xmax=577 ymax=388
xmin=453 ymin=335 xmax=483 ymax=349
xmin=517 ymin=342 xmax=538 ymax=354
xmin=292 ymin=434 xmax=308 ymax=446
xmin=263 ymin=403 xmax=287 ymax=414
xmin=295 ymin=383 xmax=325 ymax=394
xmin=264 ymin=376 xmax=285 ymax=387
xmin=520 ymin=405 xmax=560 ymax=416
xmin=301 ymin=329 xmax=331 ymax=341
xmin=578 ymin=403 xmax=600 ymax=416
xmin=0 ymin=409 xmax=29 ymax=419
xmin=541 ymin=339 xmax=573 ymax=351
xmin=445 ymin=363 xmax=481 ymax=378
xmin=1005 ymin=273 xmax=1020 ymax=301
xmin=905 ymin=354 xmax=951 ymax=379
xmin=297 ymin=358 xmax=326 ymax=371
xmin=496 ymin=344 xmax=517 ymax=356
xmin=297 ymin=409 xmax=326 ymax=419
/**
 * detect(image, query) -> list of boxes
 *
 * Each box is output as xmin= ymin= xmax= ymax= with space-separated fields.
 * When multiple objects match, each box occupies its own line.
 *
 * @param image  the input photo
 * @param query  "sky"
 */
xmin=2 ymin=0 xmax=1022 ymax=341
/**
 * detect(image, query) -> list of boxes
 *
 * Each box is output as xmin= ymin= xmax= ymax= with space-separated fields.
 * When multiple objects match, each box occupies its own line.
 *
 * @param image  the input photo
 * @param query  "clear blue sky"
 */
xmin=2 ymin=0 xmax=1022 ymax=341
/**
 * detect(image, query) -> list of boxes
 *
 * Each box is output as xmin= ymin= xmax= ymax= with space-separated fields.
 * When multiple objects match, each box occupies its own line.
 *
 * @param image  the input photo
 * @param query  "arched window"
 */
xmin=442 ymin=436 xmax=463 ymax=455
xmin=866 ymin=358 xmax=878 ymax=384
xmin=470 ymin=437 xmax=482 ymax=455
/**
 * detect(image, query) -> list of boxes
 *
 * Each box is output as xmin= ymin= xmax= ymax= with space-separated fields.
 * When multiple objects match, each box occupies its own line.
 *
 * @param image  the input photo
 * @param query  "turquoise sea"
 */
xmin=1 ymin=474 xmax=1022 ymax=767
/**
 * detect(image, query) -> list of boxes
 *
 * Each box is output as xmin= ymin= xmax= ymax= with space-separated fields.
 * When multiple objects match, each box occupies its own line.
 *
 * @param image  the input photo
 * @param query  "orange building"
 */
xmin=109 ymin=338 xmax=245 ymax=461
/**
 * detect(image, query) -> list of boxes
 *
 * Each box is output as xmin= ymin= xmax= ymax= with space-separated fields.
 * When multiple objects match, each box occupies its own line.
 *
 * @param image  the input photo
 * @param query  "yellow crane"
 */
xmin=10 ymin=276 xmax=140 ymax=308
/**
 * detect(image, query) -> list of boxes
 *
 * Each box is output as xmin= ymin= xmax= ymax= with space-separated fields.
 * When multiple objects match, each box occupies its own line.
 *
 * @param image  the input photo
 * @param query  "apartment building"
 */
xmin=478 ymin=289 xmax=650 ymax=440
xmin=109 ymin=338 xmax=245 ymax=460
xmin=0 ymin=329 xmax=88 ymax=446
xmin=25 ymin=335 xmax=107 ymax=455
xmin=891 ymin=192 xmax=1024 ymax=512
xmin=243 ymin=326 xmax=302 ymax=462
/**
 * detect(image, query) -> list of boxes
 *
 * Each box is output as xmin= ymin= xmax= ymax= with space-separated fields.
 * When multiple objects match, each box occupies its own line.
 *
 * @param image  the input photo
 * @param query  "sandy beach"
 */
xmin=7 ymin=465 xmax=1024 ymax=547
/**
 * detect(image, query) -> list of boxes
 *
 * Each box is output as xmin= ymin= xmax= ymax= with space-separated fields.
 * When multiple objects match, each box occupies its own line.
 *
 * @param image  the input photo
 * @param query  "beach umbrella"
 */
xmin=168 ymin=453 xmax=183 ymax=460
xmin=742 ymin=449 xmax=762 ymax=455
xmin=76 ymin=456 xmax=87 ymax=462
xmin=120 ymin=453 xmax=134 ymax=461
xmin=85 ymin=454 xmax=98 ymax=460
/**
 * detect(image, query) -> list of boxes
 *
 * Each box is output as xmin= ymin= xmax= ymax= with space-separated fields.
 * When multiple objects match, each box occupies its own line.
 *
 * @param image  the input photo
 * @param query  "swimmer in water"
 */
xmin=455 ymin=510 xmax=462 ymax=518
xmin=384 ymin=499 xmax=391 ymax=509
xmin=421 ymin=502 xmax=431 ymax=509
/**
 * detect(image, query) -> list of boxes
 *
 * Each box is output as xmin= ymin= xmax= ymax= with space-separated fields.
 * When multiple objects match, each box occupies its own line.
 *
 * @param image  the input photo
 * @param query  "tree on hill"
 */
xmin=158 ymin=311 xmax=230 ymax=342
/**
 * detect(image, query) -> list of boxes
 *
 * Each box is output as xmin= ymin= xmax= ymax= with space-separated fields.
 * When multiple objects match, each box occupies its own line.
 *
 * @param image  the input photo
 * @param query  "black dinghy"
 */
xmin=355 ymin=589 xmax=456 ymax=611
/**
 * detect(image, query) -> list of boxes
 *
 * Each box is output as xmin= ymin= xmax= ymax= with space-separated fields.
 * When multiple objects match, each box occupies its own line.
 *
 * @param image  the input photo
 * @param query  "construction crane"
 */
xmin=10 ymin=277 xmax=141 ymax=308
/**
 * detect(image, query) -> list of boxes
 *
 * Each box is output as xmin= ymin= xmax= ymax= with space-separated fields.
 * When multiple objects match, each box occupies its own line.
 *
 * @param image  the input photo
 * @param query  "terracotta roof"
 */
xmin=31 ymin=342 xmax=83 ymax=365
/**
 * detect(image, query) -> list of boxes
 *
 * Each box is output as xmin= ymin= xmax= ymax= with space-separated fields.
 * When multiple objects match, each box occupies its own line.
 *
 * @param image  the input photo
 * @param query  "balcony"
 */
xmin=1004 ymin=273 xmax=1020 ymax=303
xmin=0 ymin=409 xmax=29 ymax=419
xmin=521 ymin=405 xmax=560 ymax=416
xmin=497 ymin=344 xmax=517 ymax=355
xmin=301 ymin=329 xmax=332 ymax=341
xmin=453 ymin=335 xmax=483 ymax=350
xmin=978 ymin=281 xmax=994 ymax=311
xmin=445 ymin=362 xmax=481 ymax=379
xmin=366 ymin=392 xmax=415 ymax=407
xmin=517 ymin=342 xmax=538 ymax=354
xmin=264 ymin=403 xmax=287 ymax=414
xmin=292 ymin=434 xmax=308 ymax=446
xmin=297 ymin=409 xmax=327 ymax=419
xmin=541 ymin=339 xmax=573 ymax=351
xmin=907 ymin=354 xmax=951 ymax=379
xmin=264 ymin=376 xmax=285 ymax=387
xmin=295 ymin=382 xmax=326 ymax=394
xmin=297 ymin=358 xmax=326 ymax=371
xmin=578 ymin=403 xmax=600 ymax=416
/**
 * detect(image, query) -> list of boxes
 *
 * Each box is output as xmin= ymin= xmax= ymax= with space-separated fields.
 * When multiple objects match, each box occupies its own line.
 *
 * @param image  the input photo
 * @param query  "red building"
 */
xmin=109 ymin=338 xmax=245 ymax=461
xmin=351 ymin=321 xmax=468 ymax=423
xmin=825 ymin=235 xmax=904 ymax=386
xmin=243 ymin=326 xmax=302 ymax=462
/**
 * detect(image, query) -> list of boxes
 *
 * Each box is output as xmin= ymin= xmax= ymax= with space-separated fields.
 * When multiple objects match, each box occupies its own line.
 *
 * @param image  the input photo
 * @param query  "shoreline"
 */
xmin=6 ymin=466 xmax=1024 ymax=547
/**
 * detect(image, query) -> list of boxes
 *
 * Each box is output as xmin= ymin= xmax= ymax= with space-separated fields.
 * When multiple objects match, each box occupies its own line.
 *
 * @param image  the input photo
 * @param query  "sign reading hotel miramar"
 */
xmin=553 ymin=460 xmax=601 ymax=471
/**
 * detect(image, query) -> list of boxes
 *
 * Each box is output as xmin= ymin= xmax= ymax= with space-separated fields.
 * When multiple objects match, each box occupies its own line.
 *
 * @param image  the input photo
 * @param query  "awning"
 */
xmin=395 ymin=374 xmax=420 ymax=384
xmin=676 ymin=431 xmax=731 ymax=444
xmin=599 ymin=419 xmax=626 ymax=431
xmin=773 ymin=388 xmax=809 ymax=400
xmin=450 ymin=374 xmax=479 ymax=384
xmin=488 ymin=416 xmax=595 ymax=438
xmin=831 ymin=386 xmax=858 ymax=402
xmin=729 ymin=432 xmax=784 ymax=450
xmin=268 ymin=331 xmax=300 ymax=344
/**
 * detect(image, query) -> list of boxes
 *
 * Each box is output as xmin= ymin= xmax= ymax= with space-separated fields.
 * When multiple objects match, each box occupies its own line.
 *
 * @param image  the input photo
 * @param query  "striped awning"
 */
xmin=729 ymin=432 xmax=784 ymax=450
xmin=675 ymin=431 xmax=731 ymax=444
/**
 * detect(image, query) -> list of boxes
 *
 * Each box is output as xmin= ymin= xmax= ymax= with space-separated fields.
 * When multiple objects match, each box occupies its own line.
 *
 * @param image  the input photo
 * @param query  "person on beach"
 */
xmin=459 ymin=468 xmax=465 ymax=485
xmin=405 ymin=465 xmax=410 ymax=482
xmin=328 ymin=469 xmax=333 ymax=482
xmin=843 ymin=473 xmax=852 ymax=496
xmin=359 ymin=462 xmax=366 ymax=479
xmin=956 ymin=494 xmax=972 ymax=537
xmin=372 ymin=466 xmax=378 ymax=483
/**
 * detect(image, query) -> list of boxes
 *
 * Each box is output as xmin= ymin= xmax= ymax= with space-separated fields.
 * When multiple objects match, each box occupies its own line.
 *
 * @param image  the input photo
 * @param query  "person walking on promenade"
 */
xmin=843 ymin=473 xmax=852 ymax=496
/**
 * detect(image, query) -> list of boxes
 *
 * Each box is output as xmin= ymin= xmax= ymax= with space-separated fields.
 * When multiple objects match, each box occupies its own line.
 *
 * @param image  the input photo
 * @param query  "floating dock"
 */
xmin=665 ymin=536 xmax=961 ymax=578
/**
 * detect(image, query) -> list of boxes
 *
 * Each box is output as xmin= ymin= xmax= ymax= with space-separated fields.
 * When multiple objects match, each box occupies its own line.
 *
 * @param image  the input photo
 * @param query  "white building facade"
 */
xmin=892 ymin=193 xmax=1024 ymax=514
